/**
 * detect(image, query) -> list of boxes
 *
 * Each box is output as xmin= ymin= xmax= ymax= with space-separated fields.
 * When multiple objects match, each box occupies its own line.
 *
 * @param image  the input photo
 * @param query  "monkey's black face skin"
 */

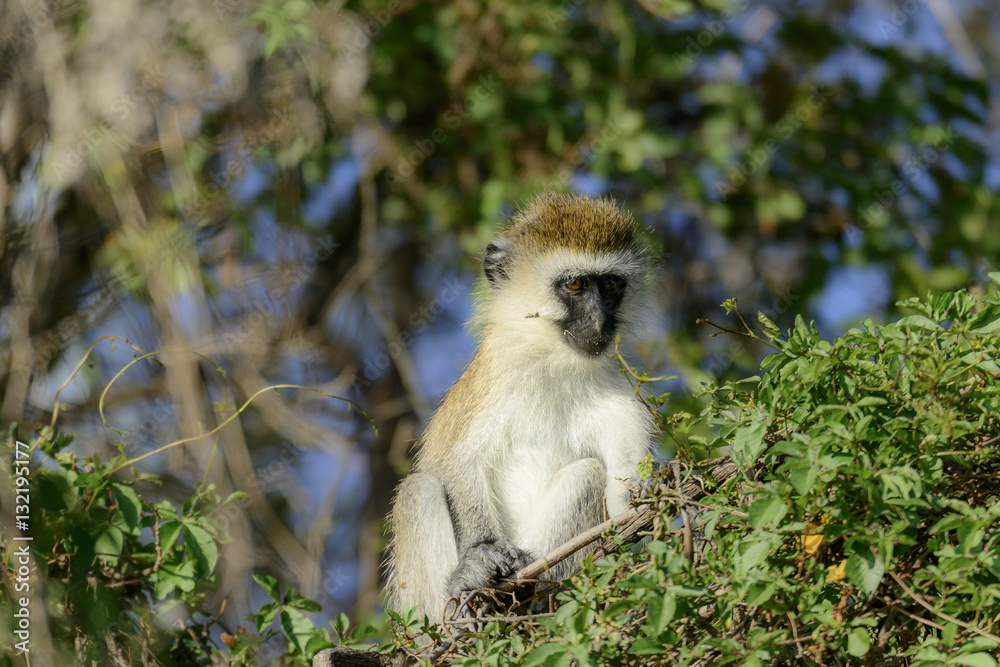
xmin=554 ymin=273 xmax=628 ymax=356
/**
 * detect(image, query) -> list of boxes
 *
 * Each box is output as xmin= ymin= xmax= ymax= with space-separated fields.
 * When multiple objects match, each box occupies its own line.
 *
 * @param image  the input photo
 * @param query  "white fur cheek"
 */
xmin=479 ymin=277 xmax=568 ymax=345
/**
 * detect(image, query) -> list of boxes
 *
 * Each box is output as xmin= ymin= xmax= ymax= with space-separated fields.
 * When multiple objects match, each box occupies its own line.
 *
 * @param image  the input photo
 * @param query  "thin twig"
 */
xmin=887 ymin=570 xmax=1000 ymax=642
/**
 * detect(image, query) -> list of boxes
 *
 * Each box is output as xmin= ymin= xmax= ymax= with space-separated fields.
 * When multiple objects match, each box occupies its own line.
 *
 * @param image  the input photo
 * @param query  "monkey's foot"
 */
xmin=447 ymin=539 xmax=534 ymax=598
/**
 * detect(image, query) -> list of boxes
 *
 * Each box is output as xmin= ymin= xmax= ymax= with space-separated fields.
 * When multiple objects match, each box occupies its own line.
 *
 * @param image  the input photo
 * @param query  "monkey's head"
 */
xmin=478 ymin=194 xmax=653 ymax=359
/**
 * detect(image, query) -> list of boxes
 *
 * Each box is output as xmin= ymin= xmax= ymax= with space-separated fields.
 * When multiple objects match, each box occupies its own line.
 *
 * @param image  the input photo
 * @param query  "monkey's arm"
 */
xmin=601 ymin=404 xmax=656 ymax=517
xmin=439 ymin=455 xmax=534 ymax=598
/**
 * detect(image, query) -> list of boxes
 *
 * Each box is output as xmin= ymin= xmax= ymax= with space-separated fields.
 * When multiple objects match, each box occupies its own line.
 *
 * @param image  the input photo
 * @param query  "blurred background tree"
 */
xmin=1 ymin=0 xmax=998 ymax=652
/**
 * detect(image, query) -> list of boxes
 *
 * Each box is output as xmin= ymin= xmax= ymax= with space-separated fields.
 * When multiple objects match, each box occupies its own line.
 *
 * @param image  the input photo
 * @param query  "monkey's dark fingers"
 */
xmin=447 ymin=540 xmax=525 ymax=595
xmin=493 ymin=539 xmax=534 ymax=578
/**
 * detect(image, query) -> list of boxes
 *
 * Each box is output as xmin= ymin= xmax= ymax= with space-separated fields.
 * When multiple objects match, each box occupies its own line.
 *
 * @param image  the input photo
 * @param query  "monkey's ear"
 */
xmin=483 ymin=240 xmax=513 ymax=288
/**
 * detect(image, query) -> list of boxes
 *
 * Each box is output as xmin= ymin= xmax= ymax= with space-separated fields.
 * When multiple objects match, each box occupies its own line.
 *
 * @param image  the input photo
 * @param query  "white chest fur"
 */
xmin=478 ymin=360 xmax=653 ymax=543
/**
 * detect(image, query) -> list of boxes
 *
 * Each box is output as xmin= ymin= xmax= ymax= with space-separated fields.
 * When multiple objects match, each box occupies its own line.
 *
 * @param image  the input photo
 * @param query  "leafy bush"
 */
xmin=5 ymin=279 xmax=999 ymax=666
xmin=1 ymin=426 xmax=232 ymax=664
xmin=380 ymin=277 xmax=1000 ymax=666
xmin=0 ymin=361 xmax=378 ymax=666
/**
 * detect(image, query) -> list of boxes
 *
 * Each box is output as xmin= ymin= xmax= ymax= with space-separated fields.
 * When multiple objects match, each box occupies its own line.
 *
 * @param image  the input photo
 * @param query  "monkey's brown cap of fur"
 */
xmin=502 ymin=194 xmax=640 ymax=256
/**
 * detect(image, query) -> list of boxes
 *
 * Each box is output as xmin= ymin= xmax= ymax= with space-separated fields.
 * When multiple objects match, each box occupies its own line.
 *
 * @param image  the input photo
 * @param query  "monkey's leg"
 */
xmin=388 ymin=473 xmax=458 ymax=619
xmin=517 ymin=457 xmax=607 ymax=581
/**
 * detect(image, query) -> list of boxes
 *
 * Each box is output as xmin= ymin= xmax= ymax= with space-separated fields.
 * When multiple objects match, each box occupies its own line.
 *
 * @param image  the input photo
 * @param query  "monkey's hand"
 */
xmin=447 ymin=539 xmax=534 ymax=598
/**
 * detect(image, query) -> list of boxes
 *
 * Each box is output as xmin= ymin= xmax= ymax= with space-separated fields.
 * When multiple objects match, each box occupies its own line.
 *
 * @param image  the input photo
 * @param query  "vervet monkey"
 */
xmin=386 ymin=194 xmax=656 ymax=619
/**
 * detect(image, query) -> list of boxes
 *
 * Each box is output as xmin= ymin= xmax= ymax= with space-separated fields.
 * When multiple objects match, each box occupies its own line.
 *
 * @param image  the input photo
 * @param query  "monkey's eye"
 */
xmin=602 ymin=277 xmax=620 ymax=291
xmin=564 ymin=277 xmax=584 ymax=291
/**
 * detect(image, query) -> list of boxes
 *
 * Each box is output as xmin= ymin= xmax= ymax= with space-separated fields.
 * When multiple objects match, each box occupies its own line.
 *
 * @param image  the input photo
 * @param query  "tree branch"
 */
xmin=505 ymin=457 xmax=743 ymax=586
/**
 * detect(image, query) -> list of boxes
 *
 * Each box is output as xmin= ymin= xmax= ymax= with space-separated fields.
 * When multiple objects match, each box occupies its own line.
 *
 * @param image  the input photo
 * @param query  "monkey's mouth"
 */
xmin=562 ymin=329 xmax=613 ymax=356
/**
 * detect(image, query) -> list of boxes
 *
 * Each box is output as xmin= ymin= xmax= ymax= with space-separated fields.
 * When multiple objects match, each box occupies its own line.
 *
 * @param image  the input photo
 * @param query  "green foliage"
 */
xmin=0 ymin=426 xmax=390 ymax=666
xmin=370 ymin=278 xmax=1000 ymax=665
xmin=3 ymin=280 xmax=998 ymax=666
xmin=1 ymin=429 xmax=227 ymax=664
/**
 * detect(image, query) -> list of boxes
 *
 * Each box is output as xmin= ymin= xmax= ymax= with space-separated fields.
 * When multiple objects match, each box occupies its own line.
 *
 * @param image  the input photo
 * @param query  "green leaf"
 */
xmin=280 ymin=608 xmax=314 ymax=655
xmin=760 ymin=352 xmax=785 ymax=369
xmin=787 ymin=466 xmax=818 ymax=496
xmin=968 ymin=307 xmax=1000 ymax=333
xmin=331 ymin=612 xmax=350 ymax=640
xmin=154 ymin=560 xmax=196 ymax=599
xmin=732 ymin=418 xmax=769 ymax=463
xmin=94 ymin=526 xmax=124 ymax=566
xmin=645 ymin=592 xmax=676 ymax=634
xmin=184 ymin=524 xmax=218 ymax=577
xmin=735 ymin=539 xmax=771 ymax=575
xmin=74 ymin=471 xmax=106 ymax=491
xmin=223 ymin=491 xmax=250 ymax=505
xmin=158 ymin=520 xmax=183 ymax=553
xmin=254 ymin=573 xmax=281 ymax=602
xmin=896 ymin=315 xmax=940 ymax=330
xmin=348 ymin=623 xmax=381 ymax=643
xmin=255 ymin=601 xmax=279 ymax=632
xmin=960 ymin=352 xmax=1000 ymax=373
xmin=111 ymin=482 xmax=143 ymax=531
xmin=304 ymin=635 xmax=335 ymax=655
xmin=524 ymin=642 xmax=570 ymax=667
xmin=845 ymin=542 xmax=884 ymax=599
xmin=748 ymin=497 xmax=787 ymax=528
xmin=949 ymin=654 xmax=998 ymax=667
xmin=758 ymin=312 xmax=782 ymax=339
xmin=848 ymin=627 xmax=871 ymax=656
xmin=853 ymin=396 xmax=888 ymax=408
xmin=631 ymin=637 xmax=664 ymax=655
xmin=746 ymin=581 xmax=775 ymax=606
xmin=285 ymin=591 xmax=322 ymax=612
xmin=155 ymin=499 xmax=179 ymax=521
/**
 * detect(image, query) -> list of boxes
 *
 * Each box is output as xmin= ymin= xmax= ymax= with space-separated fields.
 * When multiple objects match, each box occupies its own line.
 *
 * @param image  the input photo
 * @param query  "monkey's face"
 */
xmin=476 ymin=195 xmax=652 ymax=361
xmin=554 ymin=273 xmax=628 ymax=356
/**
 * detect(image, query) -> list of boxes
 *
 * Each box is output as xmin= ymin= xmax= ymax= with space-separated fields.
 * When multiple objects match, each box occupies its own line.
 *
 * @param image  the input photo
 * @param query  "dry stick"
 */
xmin=874 ymin=595 xmax=946 ymax=633
xmin=887 ymin=570 xmax=1000 ymax=643
xmin=503 ymin=458 xmax=743 ymax=587
xmin=506 ymin=507 xmax=646 ymax=584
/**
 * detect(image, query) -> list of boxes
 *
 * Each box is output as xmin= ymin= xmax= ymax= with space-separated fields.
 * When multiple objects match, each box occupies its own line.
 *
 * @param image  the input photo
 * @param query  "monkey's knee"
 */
xmin=519 ymin=458 xmax=606 ymax=559
xmin=555 ymin=457 xmax=607 ymax=508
